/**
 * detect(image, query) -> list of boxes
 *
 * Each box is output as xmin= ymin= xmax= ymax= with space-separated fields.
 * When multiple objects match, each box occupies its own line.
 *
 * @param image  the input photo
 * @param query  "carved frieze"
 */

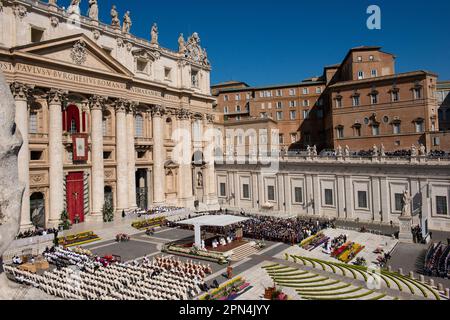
xmin=70 ymin=40 xmax=88 ymax=65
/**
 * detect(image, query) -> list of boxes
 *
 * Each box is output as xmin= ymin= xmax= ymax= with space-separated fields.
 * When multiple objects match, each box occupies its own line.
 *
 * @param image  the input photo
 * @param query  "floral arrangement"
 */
xmin=332 ymin=242 xmax=365 ymax=263
xmin=57 ymin=231 xmax=100 ymax=247
xmin=301 ymin=233 xmax=330 ymax=251
xmin=131 ymin=217 xmax=166 ymax=230
xmin=72 ymin=247 xmax=93 ymax=256
xmin=199 ymin=277 xmax=250 ymax=300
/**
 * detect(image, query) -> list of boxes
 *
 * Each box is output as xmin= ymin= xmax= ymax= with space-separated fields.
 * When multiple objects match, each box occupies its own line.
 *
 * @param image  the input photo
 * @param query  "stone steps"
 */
xmin=230 ymin=242 xmax=259 ymax=261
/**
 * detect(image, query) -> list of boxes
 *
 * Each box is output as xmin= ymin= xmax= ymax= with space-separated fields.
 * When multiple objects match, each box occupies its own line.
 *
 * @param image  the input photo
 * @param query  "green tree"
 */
xmin=102 ymin=201 xmax=114 ymax=223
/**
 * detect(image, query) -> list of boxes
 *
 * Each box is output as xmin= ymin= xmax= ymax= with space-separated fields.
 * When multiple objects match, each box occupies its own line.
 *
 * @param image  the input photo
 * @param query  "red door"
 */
xmin=66 ymin=172 xmax=85 ymax=223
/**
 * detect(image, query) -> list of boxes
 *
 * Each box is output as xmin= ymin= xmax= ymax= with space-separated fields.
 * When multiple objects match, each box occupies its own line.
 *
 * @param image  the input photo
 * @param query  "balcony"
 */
xmin=135 ymin=137 xmax=153 ymax=149
xmin=29 ymin=133 xmax=49 ymax=143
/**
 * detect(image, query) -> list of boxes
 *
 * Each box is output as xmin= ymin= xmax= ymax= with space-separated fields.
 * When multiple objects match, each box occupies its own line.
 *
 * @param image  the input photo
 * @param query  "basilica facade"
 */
xmin=0 ymin=0 xmax=218 ymax=229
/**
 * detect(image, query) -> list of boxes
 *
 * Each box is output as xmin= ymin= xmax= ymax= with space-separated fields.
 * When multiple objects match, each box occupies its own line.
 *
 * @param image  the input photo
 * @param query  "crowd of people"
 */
xmin=15 ymin=228 xmax=59 ymax=240
xmin=5 ymin=247 xmax=212 ymax=300
xmin=239 ymin=215 xmax=335 ymax=244
xmin=424 ymin=242 xmax=450 ymax=278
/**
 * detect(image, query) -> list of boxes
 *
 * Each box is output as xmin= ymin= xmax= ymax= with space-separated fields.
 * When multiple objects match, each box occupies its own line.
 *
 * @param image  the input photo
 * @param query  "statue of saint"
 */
xmin=87 ymin=0 xmax=98 ymax=21
xmin=312 ymin=145 xmax=318 ymax=157
xmin=402 ymin=190 xmax=412 ymax=217
xmin=419 ymin=144 xmax=426 ymax=156
xmin=380 ymin=144 xmax=386 ymax=157
xmin=151 ymin=23 xmax=159 ymax=45
xmin=372 ymin=145 xmax=378 ymax=157
xmin=178 ymin=33 xmax=186 ymax=53
xmin=67 ymin=0 xmax=80 ymax=16
xmin=344 ymin=145 xmax=350 ymax=157
xmin=306 ymin=145 xmax=311 ymax=157
xmin=337 ymin=145 xmax=343 ymax=157
xmin=411 ymin=144 xmax=418 ymax=157
xmin=122 ymin=11 xmax=132 ymax=34
xmin=202 ymin=48 xmax=210 ymax=65
xmin=111 ymin=5 xmax=120 ymax=29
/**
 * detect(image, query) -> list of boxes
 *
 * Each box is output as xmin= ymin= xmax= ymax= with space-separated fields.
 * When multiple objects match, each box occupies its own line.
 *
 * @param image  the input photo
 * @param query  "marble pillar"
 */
xmin=177 ymin=108 xmax=194 ymax=208
xmin=48 ymin=89 xmax=66 ymax=226
xmin=151 ymin=105 xmax=165 ymax=205
xmin=10 ymin=83 xmax=33 ymax=230
xmin=115 ymin=99 xmax=129 ymax=213
xmin=126 ymin=104 xmax=137 ymax=209
xmin=89 ymin=95 xmax=105 ymax=219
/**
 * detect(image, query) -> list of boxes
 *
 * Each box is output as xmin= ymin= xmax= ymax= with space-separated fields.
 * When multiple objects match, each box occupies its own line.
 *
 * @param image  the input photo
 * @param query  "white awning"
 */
xmin=177 ymin=215 xmax=249 ymax=227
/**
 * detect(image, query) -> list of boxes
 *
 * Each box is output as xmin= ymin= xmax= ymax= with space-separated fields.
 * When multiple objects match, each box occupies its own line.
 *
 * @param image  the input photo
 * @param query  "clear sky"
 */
xmin=59 ymin=0 xmax=450 ymax=86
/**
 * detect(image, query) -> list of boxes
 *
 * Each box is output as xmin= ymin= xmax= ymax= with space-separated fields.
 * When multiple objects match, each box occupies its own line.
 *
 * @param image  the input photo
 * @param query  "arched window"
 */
xmin=66 ymin=105 xmax=80 ymax=134
xmin=135 ymin=114 xmax=144 ymax=137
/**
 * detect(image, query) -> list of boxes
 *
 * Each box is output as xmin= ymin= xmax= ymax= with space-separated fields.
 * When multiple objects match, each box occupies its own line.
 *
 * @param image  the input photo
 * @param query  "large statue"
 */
xmin=111 ymin=5 xmax=120 ymax=29
xmin=402 ymin=190 xmax=412 ymax=217
xmin=344 ymin=145 xmax=350 ymax=157
xmin=122 ymin=11 xmax=132 ymax=34
xmin=419 ymin=144 xmax=426 ymax=156
xmin=372 ymin=144 xmax=378 ymax=157
xmin=87 ymin=0 xmax=98 ymax=21
xmin=178 ymin=33 xmax=186 ymax=54
xmin=336 ymin=145 xmax=343 ymax=157
xmin=67 ymin=0 xmax=80 ymax=16
xmin=380 ymin=144 xmax=386 ymax=157
xmin=151 ymin=23 xmax=159 ymax=45
xmin=202 ymin=48 xmax=210 ymax=66
xmin=411 ymin=144 xmax=418 ymax=157
xmin=0 ymin=71 xmax=24 ymax=299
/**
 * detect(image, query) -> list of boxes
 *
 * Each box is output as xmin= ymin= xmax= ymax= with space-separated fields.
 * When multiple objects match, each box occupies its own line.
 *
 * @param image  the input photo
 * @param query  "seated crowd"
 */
xmin=5 ymin=247 xmax=212 ymax=300
xmin=239 ymin=215 xmax=334 ymax=244
xmin=15 ymin=228 xmax=58 ymax=240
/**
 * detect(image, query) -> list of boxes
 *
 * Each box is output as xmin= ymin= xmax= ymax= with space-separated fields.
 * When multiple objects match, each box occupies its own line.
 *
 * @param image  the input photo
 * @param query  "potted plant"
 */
xmin=102 ymin=201 xmax=114 ymax=223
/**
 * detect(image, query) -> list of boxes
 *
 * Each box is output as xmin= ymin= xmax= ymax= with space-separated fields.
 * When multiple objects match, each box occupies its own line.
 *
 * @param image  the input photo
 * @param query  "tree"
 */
xmin=59 ymin=209 xmax=71 ymax=230
xmin=102 ymin=201 xmax=114 ymax=223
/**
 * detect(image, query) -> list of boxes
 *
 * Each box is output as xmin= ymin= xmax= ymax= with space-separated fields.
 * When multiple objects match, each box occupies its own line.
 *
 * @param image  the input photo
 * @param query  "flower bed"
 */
xmin=332 ymin=242 xmax=365 ymax=263
xmin=301 ymin=233 xmax=330 ymax=251
xmin=199 ymin=277 xmax=251 ymax=300
xmin=57 ymin=231 xmax=100 ymax=247
xmin=162 ymin=244 xmax=230 ymax=265
xmin=131 ymin=217 xmax=166 ymax=230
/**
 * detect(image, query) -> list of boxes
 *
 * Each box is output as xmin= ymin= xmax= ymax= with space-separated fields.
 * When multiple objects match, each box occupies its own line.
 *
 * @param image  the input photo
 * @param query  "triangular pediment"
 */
xmin=12 ymin=34 xmax=133 ymax=77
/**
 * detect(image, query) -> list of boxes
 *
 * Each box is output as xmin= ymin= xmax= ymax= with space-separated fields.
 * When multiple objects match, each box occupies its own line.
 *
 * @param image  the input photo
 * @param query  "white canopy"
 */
xmin=178 ymin=215 xmax=249 ymax=227
xmin=178 ymin=215 xmax=249 ymax=248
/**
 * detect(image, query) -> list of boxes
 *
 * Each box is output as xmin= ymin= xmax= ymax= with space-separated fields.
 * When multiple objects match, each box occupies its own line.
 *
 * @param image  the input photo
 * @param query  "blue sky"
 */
xmin=60 ymin=0 xmax=450 ymax=85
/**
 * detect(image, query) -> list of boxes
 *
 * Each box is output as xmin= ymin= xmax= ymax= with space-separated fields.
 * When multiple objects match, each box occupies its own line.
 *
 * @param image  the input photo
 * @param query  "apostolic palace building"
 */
xmin=0 ymin=0 xmax=218 ymax=230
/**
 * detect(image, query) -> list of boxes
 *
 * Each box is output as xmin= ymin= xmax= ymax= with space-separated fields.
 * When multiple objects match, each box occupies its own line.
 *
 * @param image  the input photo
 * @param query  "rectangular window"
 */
xmin=392 ymin=91 xmax=400 ymax=102
xmin=235 ymin=94 xmax=240 ymax=101
xmin=30 ymin=151 xmax=43 ymax=161
xmin=303 ymin=100 xmax=310 ymax=107
xmin=29 ymin=112 xmax=38 ymax=134
xmin=336 ymin=99 xmax=342 ymax=108
xmin=358 ymin=191 xmax=368 ymax=209
xmin=267 ymin=185 xmax=275 ymax=201
xmin=302 ymin=88 xmax=309 ymax=95
xmin=316 ymin=87 xmax=322 ymax=94
xmin=246 ymin=93 xmax=251 ymax=100
xmin=289 ymin=89 xmax=296 ymax=96
xmin=191 ymin=70 xmax=199 ymax=87
xmin=294 ymin=187 xmax=303 ymax=203
xmin=224 ymin=95 xmax=229 ymax=101
xmin=290 ymin=111 xmax=296 ymax=120
xmin=276 ymin=111 xmax=283 ymax=120
xmin=436 ymin=196 xmax=448 ymax=215
xmin=354 ymin=126 xmax=361 ymax=137
xmin=276 ymin=89 xmax=283 ymax=97
xmin=395 ymin=193 xmax=403 ymax=212
xmin=303 ymin=110 xmax=309 ymax=119
xmin=136 ymin=59 xmax=148 ymax=73
xmin=164 ymin=67 xmax=172 ymax=80
xmin=276 ymin=102 xmax=283 ymax=109
xmin=324 ymin=189 xmax=334 ymax=206
xmin=242 ymin=184 xmax=250 ymax=199
xmin=289 ymin=101 xmax=296 ymax=108
xmin=220 ymin=183 xmax=226 ymax=197
xmin=413 ymin=88 xmax=422 ymax=99
xmin=337 ymin=127 xmax=344 ymax=139
xmin=352 ymin=96 xmax=360 ymax=107
xmin=372 ymin=125 xmax=380 ymax=136
xmin=415 ymin=121 xmax=424 ymax=133
xmin=358 ymin=71 xmax=364 ymax=80
xmin=290 ymin=133 xmax=297 ymax=143
xmin=223 ymin=106 xmax=228 ymax=114
xmin=370 ymin=94 xmax=378 ymax=104
xmin=371 ymin=69 xmax=378 ymax=77
xmin=393 ymin=123 xmax=401 ymax=134
xmin=31 ymin=27 xmax=44 ymax=43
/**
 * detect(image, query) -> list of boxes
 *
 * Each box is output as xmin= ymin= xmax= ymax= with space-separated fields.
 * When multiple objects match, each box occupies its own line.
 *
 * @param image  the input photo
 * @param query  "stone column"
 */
xmin=177 ymin=108 xmax=194 ymax=208
xmin=89 ymin=95 xmax=106 ymax=219
xmin=47 ymin=89 xmax=66 ymax=226
xmin=11 ymin=83 xmax=33 ymax=230
xmin=126 ymin=103 xmax=137 ymax=209
xmin=151 ymin=105 xmax=166 ymax=205
xmin=203 ymin=114 xmax=218 ymax=208
xmin=115 ymin=99 xmax=129 ymax=213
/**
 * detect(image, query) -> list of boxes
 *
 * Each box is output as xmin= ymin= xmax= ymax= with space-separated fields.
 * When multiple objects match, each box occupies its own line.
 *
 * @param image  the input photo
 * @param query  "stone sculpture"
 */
xmin=111 ymin=5 xmax=120 ymax=29
xmin=0 ymin=71 xmax=24 ymax=299
xmin=151 ymin=23 xmax=159 ymax=45
xmin=87 ymin=0 xmax=98 ymax=21
xmin=122 ymin=11 xmax=132 ymax=34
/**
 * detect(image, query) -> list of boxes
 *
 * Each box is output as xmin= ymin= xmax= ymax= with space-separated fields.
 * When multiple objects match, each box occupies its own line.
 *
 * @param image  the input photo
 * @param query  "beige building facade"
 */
xmin=0 ymin=0 xmax=218 ymax=229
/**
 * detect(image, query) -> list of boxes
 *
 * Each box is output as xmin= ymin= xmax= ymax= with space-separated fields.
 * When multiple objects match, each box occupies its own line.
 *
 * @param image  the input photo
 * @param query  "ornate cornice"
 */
xmin=151 ymin=105 xmax=165 ymax=117
xmin=177 ymin=108 xmax=191 ymax=120
xmin=89 ymin=95 xmax=107 ymax=111
xmin=114 ymin=99 xmax=129 ymax=113
xmin=47 ymin=88 xmax=67 ymax=105
xmin=10 ymin=82 xmax=33 ymax=101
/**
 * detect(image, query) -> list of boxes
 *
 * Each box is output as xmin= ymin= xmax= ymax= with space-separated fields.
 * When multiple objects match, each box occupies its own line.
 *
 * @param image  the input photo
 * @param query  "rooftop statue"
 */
xmin=151 ymin=23 xmax=159 ymax=45
xmin=185 ymin=32 xmax=210 ymax=66
xmin=0 ymin=71 xmax=24 ymax=299
xmin=111 ymin=5 xmax=120 ymax=29
xmin=178 ymin=33 xmax=186 ymax=54
xmin=87 ymin=0 xmax=98 ymax=21
xmin=122 ymin=11 xmax=132 ymax=34
xmin=67 ymin=0 xmax=81 ymax=16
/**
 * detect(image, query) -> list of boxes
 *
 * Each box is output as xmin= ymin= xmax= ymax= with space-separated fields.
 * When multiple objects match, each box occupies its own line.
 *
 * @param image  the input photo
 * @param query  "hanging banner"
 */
xmin=72 ymin=134 xmax=88 ymax=162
